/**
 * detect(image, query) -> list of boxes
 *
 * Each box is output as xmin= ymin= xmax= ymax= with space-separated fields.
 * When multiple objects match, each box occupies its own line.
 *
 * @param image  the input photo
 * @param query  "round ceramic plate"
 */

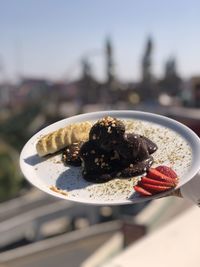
xmin=20 ymin=110 xmax=200 ymax=205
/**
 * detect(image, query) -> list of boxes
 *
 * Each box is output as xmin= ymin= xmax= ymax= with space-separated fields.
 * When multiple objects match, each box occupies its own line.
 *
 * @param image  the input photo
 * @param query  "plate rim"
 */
xmin=20 ymin=110 xmax=200 ymax=205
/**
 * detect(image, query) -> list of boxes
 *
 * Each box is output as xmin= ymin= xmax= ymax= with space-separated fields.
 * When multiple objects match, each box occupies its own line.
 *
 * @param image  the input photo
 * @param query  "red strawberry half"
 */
xmin=134 ymin=185 xmax=152 ymax=196
xmin=141 ymin=183 xmax=172 ymax=193
xmin=133 ymin=166 xmax=178 ymax=197
xmin=156 ymin=165 xmax=177 ymax=179
xmin=140 ymin=176 xmax=175 ymax=187
xmin=147 ymin=168 xmax=178 ymax=185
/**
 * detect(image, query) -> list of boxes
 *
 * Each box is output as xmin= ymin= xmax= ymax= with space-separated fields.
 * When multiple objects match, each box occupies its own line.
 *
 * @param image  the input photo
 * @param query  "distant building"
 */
xmin=141 ymin=37 xmax=153 ymax=83
xmin=139 ymin=36 xmax=157 ymax=103
xmin=159 ymin=57 xmax=182 ymax=97
xmin=0 ymin=83 xmax=14 ymax=108
xmin=78 ymin=58 xmax=101 ymax=106
xmin=18 ymin=78 xmax=51 ymax=101
xmin=105 ymin=36 xmax=115 ymax=85
xmin=190 ymin=76 xmax=200 ymax=107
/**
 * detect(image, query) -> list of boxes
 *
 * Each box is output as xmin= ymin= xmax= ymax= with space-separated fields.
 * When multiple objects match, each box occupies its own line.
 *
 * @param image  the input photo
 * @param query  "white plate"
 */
xmin=20 ymin=110 xmax=200 ymax=205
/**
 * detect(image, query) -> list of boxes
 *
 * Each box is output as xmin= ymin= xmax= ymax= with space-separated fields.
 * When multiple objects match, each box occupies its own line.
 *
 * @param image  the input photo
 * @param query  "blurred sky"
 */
xmin=0 ymin=0 xmax=200 ymax=82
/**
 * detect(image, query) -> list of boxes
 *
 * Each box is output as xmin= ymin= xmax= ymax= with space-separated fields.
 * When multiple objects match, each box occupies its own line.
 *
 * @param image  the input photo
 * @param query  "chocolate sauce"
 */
xmin=140 ymin=135 xmax=158 ymax=154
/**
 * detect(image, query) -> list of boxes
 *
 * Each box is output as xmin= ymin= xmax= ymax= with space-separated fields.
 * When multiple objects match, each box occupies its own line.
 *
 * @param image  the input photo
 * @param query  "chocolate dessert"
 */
xmin=89 ymin=116 xmax=125 ymax=151
xmin=62 ymin=142 xmax=83 ymax=166
xmin=117 ymin=156 xmax=154 ymax=177
xmin=79 ymin=140 xmax=122 ymax=183
xmin=140 ymin=135 xmax=158 ymax=154
xmin=63 ymin=116 xmax=158 ymax=183
xmin=117 ymin=133 xmax=149 ymax=162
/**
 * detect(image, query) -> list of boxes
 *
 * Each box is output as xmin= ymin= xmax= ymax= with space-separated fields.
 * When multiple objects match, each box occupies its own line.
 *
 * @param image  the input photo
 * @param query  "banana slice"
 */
xmin=36 ymin=121 xmax=92 ymax=157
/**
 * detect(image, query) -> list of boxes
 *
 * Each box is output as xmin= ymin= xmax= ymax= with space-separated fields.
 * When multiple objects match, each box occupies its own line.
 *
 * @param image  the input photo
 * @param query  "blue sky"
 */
xmin=0 ymin=0 xmax=200 ymax=82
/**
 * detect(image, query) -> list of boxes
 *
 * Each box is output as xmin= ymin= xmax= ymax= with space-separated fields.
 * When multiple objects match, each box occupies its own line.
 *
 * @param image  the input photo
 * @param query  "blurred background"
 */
xmin=0 ymin=0 xmax=200 ymax=266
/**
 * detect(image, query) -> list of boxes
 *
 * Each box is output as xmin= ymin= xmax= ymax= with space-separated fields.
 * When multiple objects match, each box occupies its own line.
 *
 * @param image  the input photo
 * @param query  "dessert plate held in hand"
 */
xmin=20 ymin=110 xmax=200 ymax=205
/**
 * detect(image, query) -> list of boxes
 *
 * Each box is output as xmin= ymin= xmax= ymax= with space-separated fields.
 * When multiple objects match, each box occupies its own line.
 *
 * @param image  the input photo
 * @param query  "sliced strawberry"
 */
xmin=133 ymin=185 xmax=152 ymax=196
xmin=156 ymin=166 xmax=177 ymax=179
xmin=140 ymin=176 xmax=175 ymax=187
xmin=147 ymin=168 xmax=178 ymax=185
xmin=141 ymin=183 xmax=173 ymax=193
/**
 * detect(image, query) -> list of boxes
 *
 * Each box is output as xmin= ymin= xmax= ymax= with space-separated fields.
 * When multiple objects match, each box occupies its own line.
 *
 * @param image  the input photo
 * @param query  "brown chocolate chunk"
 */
xmin=80 ymin=140 xmax=122 ymax=176
xmin=89 ymin=116 xmax=125 ymax=151
xmin=62 ymin=142 xmax=83 ymax=166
